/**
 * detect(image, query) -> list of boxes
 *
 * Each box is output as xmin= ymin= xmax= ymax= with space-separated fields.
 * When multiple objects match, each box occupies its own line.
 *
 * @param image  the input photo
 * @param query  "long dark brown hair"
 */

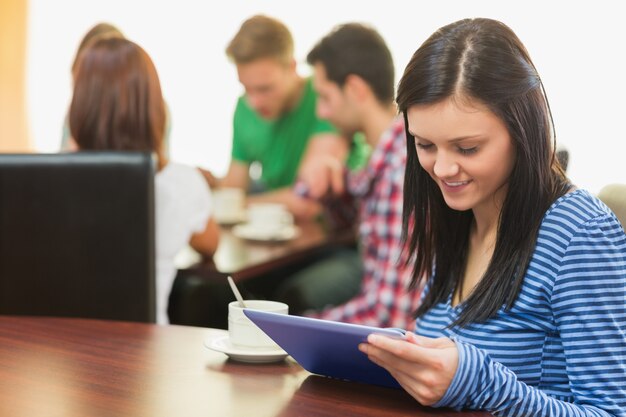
xmin=397 ymin=18 xmax=570 ymax=327
xmin=69 ymin=37 xmax=166 ymax=169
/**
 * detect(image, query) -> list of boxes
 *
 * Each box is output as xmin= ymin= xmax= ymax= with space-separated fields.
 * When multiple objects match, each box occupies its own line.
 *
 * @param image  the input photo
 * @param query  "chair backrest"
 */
xmin=597 ymin=183 xmax=626 ymax=229
xmin=0 ymin=152 xmax=156 ymax=322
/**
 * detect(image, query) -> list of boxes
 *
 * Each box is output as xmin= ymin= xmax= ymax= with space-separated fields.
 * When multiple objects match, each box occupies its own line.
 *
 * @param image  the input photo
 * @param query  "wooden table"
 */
xmin=170 ymin=221 xmax=355 ymax=327
xmin=177 ymin=221 xmax=353 ymax=282
xmin=0 ymin=317 xmax=491 ymax=417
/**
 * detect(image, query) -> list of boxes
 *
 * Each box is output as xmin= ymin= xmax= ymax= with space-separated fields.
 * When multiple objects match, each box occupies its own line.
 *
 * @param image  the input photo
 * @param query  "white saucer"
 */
xmin=204 ymin=331 xmax=288 ymax=364
xmin=215 ymin=210 xmax=247 ymax=225
xmin=231 ymin=224 xmax=299 ymax=242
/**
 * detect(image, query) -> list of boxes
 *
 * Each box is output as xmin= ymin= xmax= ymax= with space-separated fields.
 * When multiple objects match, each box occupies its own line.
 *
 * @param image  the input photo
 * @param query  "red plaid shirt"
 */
xmin=308 ymin=117 xmax=422 ymax=329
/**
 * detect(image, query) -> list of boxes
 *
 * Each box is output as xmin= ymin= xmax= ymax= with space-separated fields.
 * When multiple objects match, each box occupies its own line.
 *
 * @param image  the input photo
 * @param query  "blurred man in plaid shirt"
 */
xmin=276 ymin=23 xmax=422 ymax=329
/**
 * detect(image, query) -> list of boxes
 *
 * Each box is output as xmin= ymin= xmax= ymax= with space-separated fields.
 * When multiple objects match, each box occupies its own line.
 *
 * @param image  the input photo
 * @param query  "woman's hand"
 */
xmin=359 ymin=332 xmax=459 ymax=406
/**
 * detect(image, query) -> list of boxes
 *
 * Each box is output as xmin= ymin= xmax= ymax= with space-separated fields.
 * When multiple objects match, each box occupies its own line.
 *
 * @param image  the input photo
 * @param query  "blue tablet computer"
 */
xmin=243 ymin=309 xmax=405 ymax=389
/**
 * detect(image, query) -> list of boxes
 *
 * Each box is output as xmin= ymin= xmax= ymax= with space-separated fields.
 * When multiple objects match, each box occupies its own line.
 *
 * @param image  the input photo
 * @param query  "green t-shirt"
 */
xmin=231 ymin=78 xmax=368 ymax=191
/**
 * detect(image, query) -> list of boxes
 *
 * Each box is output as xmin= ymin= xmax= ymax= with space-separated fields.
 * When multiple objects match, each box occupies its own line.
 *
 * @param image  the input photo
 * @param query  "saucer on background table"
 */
xmin=231 ymin=224 xmax=299 ymax=242
xmin=204 ymin=329 xmax=288 ymax=364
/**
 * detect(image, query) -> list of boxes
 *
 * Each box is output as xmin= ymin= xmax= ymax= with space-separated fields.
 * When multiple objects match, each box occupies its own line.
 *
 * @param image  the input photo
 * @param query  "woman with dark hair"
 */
xmin=359 ymin=18 xmax=625 ymax=415
xmin=70 ymin=37 xmax=219 ymax=324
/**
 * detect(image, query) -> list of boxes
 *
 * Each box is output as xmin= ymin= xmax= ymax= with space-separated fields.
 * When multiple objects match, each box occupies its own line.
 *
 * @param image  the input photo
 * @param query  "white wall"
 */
xmin=26 ymin=0 xmax=625 ymax=193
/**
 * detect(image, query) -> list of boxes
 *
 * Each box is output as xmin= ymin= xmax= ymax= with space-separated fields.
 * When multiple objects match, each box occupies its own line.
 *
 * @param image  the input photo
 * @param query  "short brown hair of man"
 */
xmin=225 ymin=15 xmax=294 ymax=65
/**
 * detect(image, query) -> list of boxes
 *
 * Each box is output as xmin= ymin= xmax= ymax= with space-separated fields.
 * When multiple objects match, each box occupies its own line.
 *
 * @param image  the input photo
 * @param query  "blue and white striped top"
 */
xmin=415 ymin=190 xmax=626 ymax=416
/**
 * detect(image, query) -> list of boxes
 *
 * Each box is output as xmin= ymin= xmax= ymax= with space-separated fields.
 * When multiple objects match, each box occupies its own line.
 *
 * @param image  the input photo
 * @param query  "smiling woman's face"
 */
xmin=407 ymin=98 xmax=515 ymax=218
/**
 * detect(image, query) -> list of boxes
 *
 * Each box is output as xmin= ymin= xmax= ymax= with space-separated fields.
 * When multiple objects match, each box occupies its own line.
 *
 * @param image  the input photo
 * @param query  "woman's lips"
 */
xmin=440 ymin=179 xmax=472 ymax=192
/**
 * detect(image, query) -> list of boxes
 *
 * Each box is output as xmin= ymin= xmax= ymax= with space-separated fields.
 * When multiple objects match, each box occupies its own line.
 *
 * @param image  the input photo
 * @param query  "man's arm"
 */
xmin=248 ymin=132 xmax=348 ymax=219
xmin=247 ymin=187 xmax=322 ymax=221
xmin=199 ymin=158 xmax=321 ymax=220
xmin=248 ymin=132 xmax=347 ymax=220
xmin=198 ymin=160 xmax=250 ymax=190
xmin=297 ymin=132 xmax=350 ymax=198
xmin=200 ymin=133 xmax=348 ymax=220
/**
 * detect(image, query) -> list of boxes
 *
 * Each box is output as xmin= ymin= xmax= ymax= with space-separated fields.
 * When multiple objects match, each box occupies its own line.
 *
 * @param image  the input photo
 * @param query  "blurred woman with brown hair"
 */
xmin=70 ymin=37 xmax=219 ymax=324
xmin=62 ymin=22 xmax=171 ymax=154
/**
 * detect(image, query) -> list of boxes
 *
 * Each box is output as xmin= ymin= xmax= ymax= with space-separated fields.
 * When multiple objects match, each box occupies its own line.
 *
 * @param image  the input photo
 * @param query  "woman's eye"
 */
xmin=416 ymin=143 xmax=433 ymax=150
xmin=458 ymin=146 xmax=478 ymax=155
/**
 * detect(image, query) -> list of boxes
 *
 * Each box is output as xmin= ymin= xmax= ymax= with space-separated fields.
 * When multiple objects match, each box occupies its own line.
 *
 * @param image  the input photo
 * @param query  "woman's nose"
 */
xmin=433 ymin=151 xmax=460 ymax=178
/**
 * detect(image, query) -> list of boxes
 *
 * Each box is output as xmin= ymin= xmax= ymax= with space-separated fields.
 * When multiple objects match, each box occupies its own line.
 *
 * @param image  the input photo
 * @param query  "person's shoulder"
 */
xmin=547 ymin=189 xmax=609 ymax=219
xmin=233 ymin=94 xmax=252 ymax=115
xmin=380 ymin=117 xmax=408 ymax=167
xmin=542 ymin=189 xmax=622 ymax=238
xmin=233 ymin=94 xmax=270 ymax=130
xmin=389 ymin=117 xmax=407 ymax=144
xmin=157 ymin=162 xmax=207 ymax=190
xmin=157 ymin=163 xmax=211 ymax=209
xmin=158 ymin=161 xmax=194 ymax=177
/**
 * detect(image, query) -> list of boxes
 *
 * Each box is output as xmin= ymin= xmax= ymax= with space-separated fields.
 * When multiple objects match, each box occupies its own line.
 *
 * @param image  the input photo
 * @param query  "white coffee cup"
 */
xmin=246 ymin=203 xmax=293 ymax=233
xmin=228 ymin=300 xmax=288 ymax=349
xmin=213 ymin=187 xmax=245 ymax=222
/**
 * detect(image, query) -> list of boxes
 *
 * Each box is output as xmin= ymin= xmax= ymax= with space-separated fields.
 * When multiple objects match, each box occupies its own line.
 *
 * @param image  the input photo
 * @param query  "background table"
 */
xmin=169 ymin=221 xmax=356 ymax=327
xmin=0 ymin=317 xmax=491 ymax=417
xmin=177 ymin=221 xmax=354 ymax=282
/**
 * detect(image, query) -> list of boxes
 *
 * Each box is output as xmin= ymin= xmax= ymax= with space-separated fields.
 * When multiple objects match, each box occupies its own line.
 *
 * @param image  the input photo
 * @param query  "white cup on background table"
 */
xmin=246 ymin=203 xmax=293 ymax=233
xmin=213 ymin=187 xmax=246 ymax=224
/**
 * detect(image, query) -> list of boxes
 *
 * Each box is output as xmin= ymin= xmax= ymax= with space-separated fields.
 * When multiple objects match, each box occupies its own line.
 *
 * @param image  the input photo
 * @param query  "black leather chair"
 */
xmin=0 ymin=152 xmax=156 ymax=322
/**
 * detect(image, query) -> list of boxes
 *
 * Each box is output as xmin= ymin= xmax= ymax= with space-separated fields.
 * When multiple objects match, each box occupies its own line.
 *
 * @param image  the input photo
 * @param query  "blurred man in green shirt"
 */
xmin=202 ymin=15 xmax=359 ymax=219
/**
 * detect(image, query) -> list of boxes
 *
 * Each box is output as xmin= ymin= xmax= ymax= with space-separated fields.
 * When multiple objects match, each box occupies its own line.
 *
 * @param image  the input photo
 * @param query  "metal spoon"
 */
xmin=227 ymin=276 xmax=247 ymax=308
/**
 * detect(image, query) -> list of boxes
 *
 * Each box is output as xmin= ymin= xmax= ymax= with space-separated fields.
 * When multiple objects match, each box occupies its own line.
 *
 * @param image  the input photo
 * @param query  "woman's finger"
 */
xmin=362 ymin=342 xmax=450 ymax=406
xmin=367 ymin=334 xmax=441 ymax=365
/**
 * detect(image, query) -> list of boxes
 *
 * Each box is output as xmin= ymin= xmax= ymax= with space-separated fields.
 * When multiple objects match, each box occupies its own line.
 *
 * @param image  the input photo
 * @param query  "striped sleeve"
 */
xmin=436 ymin=213 xmax=626 ymax=416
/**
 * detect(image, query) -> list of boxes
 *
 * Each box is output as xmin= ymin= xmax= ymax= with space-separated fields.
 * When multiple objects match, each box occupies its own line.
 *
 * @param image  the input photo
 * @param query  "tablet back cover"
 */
xmin=244 ymin=309 xmax=403 ymax=389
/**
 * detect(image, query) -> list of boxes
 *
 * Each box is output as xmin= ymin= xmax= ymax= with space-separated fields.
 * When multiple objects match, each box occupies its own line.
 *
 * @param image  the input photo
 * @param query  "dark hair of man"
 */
xmin=70 ymin=37 xmax=166 ymax=169
xmin=396 ymin=18 xmax=570 ymax=327
xmin=306 ymin=23 xmax=395 ymax=104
